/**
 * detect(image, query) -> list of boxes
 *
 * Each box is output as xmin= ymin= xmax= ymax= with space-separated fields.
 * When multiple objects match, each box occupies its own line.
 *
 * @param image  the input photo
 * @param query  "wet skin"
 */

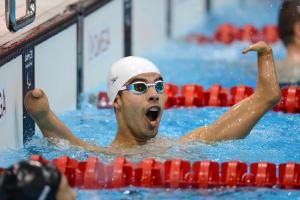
xmin=56 ymin=175 xmax=76 ymax=200
xmin=24 ymin=41 xmax=281 ymax=154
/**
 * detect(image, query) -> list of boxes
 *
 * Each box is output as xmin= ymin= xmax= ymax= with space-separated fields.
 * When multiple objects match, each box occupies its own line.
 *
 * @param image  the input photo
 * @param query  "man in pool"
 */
xmin=24 ymin=41 xmax=281 ymax=153
xmin=277 ymin=0 xmax=300 ymax=86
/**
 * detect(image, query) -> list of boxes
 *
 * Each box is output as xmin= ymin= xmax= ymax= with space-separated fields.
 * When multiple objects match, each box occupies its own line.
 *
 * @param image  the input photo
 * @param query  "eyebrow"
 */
xmin=128 ymin=78 xmax=147 ymax=84
xmin=155 ymin=76 xmax=163 ymax=82
xmin=128 ymin=76 xmax=163 ymax=84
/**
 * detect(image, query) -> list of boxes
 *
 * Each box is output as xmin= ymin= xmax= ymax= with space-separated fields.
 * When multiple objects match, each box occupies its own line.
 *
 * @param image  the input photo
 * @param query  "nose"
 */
xmin=147 ymin=87 xmax=159 ymax=102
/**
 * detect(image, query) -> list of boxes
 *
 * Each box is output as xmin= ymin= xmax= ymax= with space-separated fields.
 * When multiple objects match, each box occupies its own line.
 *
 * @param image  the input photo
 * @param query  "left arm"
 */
xmin=179 ymin=41 xmax=281 ymax=142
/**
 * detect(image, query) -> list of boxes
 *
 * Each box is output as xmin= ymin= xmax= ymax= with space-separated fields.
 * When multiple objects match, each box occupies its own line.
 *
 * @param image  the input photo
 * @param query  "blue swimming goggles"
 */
xmin=124 ymin=80 xmax=164 ymax=94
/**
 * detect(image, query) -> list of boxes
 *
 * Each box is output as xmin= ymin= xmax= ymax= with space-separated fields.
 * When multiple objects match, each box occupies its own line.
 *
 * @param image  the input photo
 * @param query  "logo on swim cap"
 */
xmin=111 ymin=76 xmax=118 ymax=84
xmin=107 ymin=56 xmax=161 ymax=103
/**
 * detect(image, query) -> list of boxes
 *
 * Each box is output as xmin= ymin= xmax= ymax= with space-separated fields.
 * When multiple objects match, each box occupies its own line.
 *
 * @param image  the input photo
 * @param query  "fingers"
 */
xmin=242 ymin=41 xmax=271 ymax=55
xmin=242 ymin=46 xmax=252 ymax=54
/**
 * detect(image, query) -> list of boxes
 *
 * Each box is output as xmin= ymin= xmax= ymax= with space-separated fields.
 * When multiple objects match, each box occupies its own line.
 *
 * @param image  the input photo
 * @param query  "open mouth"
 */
xmin=145 ymin=106 xmax=161 ymax=126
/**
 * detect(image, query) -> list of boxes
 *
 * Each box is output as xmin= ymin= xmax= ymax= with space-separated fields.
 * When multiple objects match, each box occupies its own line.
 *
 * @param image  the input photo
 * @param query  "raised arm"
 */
xmin=24 ymin=89 xmax=107 ymax=153
xmin=180 ymin=41 xmax=281 ymax=142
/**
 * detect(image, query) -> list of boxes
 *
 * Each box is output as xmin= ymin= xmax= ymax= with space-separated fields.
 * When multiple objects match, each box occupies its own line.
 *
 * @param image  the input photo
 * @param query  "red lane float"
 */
xmin=279 ymin=162 xmax=300 ymax=189
xmin=104 ymin=157 xmax=134 ymax=188
xmin=214 ymin=23 xmax=240 ymax=44
xmin=284 ymin=86 xmax=299 ymax=111
xmin=206 ymin=84 xmax=229 ymax=106
xmin=238 ymin=24 xmax=260 ymax=43
xmin=250 ymin=161 xmax=277 ymax=187
xmin=27 ymin=155 xmax=300 ymax=190
xmin=230 ymin=85 xmax=254 ymax=105
xmin=221 ymin=160 xmax=247 ymax=187
xmin=52 ymin=156 xmax=81 ymax=187
xmin=186 ymin=23 xmax=279 ymax=45
xmin=275 ymin=86 xmax=300 ymax=113
xmin=164 ymin=83 xmax=179 ymax=109
xmin=186 ymin=34 xmax=211 ymax=43
xmin=190 ymin=160 xmax=220 ymax=188
xmin=52 ymin=155 xmax=78 ymax=174
xmin=164 ymin=159 xmax=191 ymax=188
xmin=181 ymin=84 xmax=205 ymax=107
xmin=97 ymin=92 xmax=112 ymax=109
xmin=82 ymin=156 xmax=105 ymax=189
xmin=262 ymin=25 xmax=279 ymax=44
xmin=30 ymin=154 xmax=50 ymax=163
xmin=134 ymin=158 xmax=163 ymax=187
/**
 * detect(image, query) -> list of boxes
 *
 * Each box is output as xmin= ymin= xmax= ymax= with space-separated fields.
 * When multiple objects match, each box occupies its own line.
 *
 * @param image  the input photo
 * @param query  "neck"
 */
xmin=111 ymin=128 xmax=147 ymax=148
xmin=286 ymin=42 xmax=300 ymax=63
xmin=110 ymin=111 xmax=148 ymax=148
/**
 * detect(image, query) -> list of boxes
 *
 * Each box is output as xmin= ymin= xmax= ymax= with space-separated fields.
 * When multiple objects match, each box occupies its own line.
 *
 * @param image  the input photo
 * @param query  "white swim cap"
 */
xmin=107 ymin=56 xmax=161 ymax=102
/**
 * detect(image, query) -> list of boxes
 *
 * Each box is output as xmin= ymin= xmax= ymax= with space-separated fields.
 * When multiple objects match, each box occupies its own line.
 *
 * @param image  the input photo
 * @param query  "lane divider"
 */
xmin=185 ymin=23 xmax=279 ymax=44
xmin=97 ymin=83 xmax=300 ymax=114
xmin=97 ymin=92 xmax=112 ymax=109
xmin=273 ymin=86 xmax=300 ymax=113
xmin=23 ymin=155 xmax=300 ymax=189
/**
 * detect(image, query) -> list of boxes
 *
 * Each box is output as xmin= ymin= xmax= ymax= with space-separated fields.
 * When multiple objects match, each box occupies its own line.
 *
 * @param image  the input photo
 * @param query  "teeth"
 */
xmin=149 ymin=107 xmax=159 ymax=112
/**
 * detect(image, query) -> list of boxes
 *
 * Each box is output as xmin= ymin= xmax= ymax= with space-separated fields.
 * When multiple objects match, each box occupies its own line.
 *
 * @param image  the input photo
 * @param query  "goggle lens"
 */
xmin=133 ymin=83 xmax=147 ymax=94
xmin=155 ymin=81 xmax=164 ymax=93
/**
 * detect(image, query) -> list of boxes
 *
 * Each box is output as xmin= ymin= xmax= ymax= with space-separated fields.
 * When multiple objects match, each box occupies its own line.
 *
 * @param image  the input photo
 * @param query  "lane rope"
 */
xmin=97 ymin=83 xmax=300 ymax=114
xmin=185 ymin=23 xmax=279 ymax=44
xmin=23 ymin=155 xmax=300 ymax=190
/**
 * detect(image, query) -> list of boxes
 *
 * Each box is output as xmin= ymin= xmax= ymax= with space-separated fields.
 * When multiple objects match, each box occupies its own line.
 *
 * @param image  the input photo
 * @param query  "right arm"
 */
xmin=24 ymin=89 xmax=107 ymax=153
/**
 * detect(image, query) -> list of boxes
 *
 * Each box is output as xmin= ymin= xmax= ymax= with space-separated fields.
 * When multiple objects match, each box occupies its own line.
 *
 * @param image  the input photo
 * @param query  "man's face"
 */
xmin=115 ymin=72 xmax=165 ymax=142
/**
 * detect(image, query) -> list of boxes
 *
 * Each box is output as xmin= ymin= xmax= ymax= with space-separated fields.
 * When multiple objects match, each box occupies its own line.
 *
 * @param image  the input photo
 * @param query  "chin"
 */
xmin=144 ymin=129 xmax=158 ymax=139
xmin=136 ymin=127 xmax=156 ymax=140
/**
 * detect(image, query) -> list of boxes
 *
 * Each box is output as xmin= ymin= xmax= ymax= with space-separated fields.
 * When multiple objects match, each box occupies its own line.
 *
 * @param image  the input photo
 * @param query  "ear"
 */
xmin=113 ymin=94 xmax=122 ymax=111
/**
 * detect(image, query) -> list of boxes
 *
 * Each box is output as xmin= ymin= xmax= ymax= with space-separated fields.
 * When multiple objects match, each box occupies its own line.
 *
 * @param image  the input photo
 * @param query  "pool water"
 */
xmin=1 ymin=1 xmax=300 ymax=199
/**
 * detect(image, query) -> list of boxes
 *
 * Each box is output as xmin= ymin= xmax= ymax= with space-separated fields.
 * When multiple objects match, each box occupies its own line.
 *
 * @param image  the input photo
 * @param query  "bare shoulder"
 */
xmin=85 ymin=144 xmax=112 ymax=154
xmin=276 ymin=59 xmax=300 ymax=83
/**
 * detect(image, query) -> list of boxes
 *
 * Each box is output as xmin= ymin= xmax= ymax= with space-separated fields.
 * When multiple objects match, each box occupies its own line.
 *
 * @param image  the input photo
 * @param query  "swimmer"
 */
xmin=24 ymin=41 xmax=281 ymax=154
xmin=0 ymin=160 xmax=76 ymax=200
xmin=277 ymin=0 xmax=300 ymax=86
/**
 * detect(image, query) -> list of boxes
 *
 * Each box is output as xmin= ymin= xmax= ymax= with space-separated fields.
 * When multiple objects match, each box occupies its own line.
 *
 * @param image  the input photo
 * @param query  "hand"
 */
xmin=24 ymin=89 xmax=50 ymax=120
xmin=242 ymin=41 xmax=271 ymax=55
xmin=242 ymin=41 xmax=281 ymax=104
